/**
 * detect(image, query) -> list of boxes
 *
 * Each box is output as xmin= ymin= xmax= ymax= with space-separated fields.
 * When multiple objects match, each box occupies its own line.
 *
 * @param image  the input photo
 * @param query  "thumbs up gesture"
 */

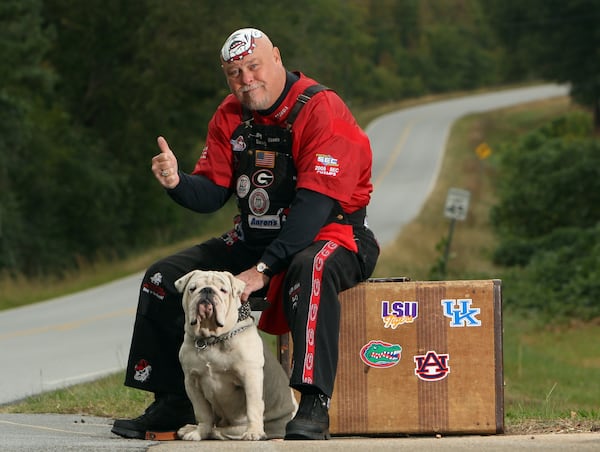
xmin=152 ymin=136 xmax=180 ymax=189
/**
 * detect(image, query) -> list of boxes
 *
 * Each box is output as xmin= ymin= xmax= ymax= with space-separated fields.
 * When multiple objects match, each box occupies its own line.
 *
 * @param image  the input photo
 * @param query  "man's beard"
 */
xmin=236 ymin=83 xmax=271 ymax=110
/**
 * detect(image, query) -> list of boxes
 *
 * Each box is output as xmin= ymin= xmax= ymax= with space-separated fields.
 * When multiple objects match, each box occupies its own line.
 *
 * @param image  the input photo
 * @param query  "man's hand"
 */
xmin=236 ymin=266 xmax=270 ymax=302
xmin=152 ymin=136 xmax=180 ymax=189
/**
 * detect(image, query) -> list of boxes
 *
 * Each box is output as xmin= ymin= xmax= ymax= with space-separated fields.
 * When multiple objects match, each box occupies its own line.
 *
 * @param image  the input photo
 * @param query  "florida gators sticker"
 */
xmin=360 ymin=340 xmax=402 ymax=368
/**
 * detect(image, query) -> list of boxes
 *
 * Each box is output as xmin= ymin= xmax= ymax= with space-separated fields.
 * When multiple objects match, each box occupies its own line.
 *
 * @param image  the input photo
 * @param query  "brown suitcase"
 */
xmin=278 ymin=278 xmax=503 ymax=436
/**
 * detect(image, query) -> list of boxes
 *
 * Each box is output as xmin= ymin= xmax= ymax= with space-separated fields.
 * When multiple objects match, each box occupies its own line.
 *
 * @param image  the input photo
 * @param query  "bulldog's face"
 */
xmin=175 ymin=270 xmax=246 ymax=337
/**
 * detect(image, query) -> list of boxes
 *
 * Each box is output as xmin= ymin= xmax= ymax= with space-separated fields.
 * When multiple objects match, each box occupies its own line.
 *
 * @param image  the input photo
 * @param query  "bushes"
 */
xmin=500 ymin=225 xmax=600 ymax=321
xmin=491 ymin=112 xmax=600 ymax=320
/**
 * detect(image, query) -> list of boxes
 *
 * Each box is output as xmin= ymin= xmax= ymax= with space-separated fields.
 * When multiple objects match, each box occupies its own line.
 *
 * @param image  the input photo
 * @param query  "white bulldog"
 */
xmin=175 ymin=270 xmax=296 ymax=440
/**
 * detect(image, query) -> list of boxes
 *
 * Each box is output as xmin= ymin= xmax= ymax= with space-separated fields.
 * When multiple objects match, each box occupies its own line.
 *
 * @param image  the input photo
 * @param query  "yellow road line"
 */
xmin=0 ymin=307 xmax=135 ymax=341
xmin=0 ymin=419 xmax=97 ymax=436
xmin=372 ymin=119 xmax=416 ymax=190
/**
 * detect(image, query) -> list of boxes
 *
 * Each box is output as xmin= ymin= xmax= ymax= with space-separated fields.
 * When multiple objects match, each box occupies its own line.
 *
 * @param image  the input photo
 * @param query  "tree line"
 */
xmin=1 ymin=0 xmax=598 ymax=278
xmin=491 ymin=112 xmax=600 ymax=321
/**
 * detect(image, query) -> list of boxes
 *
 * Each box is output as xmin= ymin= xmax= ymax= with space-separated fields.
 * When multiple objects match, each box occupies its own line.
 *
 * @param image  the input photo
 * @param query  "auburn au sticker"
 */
xmin=360 ymin=340 xmax=402 ymax=368
xmin=414 ymin=351 xmax=450 ymax=381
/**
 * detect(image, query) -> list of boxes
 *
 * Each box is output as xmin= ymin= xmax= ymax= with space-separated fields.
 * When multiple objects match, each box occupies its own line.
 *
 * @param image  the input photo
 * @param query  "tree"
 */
xmin=0 ymin=0 xmax=53 ymax=273
xmin=491 ymin=111 xmax=600 ymax=321
xmin=487 ymin=0 xmax=600 ymax=130
xmin=491 ymin=112 xmax=599 ymax=242
xmin=2 ymin=0 xmax=517 ymax=277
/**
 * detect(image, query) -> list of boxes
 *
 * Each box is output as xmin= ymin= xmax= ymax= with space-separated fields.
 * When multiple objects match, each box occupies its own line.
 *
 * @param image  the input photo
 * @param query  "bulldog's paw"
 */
xmin=177 ymin=423 xmax=210 ymax=441
xmin=241 ymin=428 xmax=266 ymax=441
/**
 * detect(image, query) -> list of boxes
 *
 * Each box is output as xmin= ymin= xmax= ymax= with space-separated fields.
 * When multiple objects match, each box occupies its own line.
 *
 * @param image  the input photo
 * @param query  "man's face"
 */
xmin=222 ymin=41 xmax=284 ymax=111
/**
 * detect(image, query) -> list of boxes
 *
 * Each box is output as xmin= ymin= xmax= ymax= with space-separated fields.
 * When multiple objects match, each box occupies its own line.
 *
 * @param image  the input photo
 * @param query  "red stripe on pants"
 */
xmin=302 ymin=241 xmax=339 ymax=384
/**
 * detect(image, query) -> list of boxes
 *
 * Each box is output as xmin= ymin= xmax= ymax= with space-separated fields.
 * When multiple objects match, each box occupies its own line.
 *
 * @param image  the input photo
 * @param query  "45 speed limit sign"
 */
xmin=444 ymin=188 xmax=470 ymax=221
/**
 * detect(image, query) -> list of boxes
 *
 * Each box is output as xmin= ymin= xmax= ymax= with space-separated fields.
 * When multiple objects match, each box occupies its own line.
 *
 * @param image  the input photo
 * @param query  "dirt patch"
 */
xmin=506 ymin=418 xmax=600 ymax=435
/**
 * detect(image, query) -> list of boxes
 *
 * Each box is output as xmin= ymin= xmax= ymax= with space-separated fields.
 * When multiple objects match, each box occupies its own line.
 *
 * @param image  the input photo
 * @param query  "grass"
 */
xmin=373 ymin=96 xmax=577 ymax=282
xmin=2 ymin=92 xmax=599 ymax=434
xmin=504 ymin=315 xmax=600 ymax=414
xmin=0 ymin=204 xmax=237 ymax=312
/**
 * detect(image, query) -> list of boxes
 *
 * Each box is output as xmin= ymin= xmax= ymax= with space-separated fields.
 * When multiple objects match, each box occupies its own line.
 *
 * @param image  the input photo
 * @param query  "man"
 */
xmin=112 ymin=27 xmax=379 ymax=441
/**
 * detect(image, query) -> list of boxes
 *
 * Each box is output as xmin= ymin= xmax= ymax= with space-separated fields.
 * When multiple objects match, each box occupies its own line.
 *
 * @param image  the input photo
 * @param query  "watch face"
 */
xmin=257 ymin=263 xmax=266 ymax=273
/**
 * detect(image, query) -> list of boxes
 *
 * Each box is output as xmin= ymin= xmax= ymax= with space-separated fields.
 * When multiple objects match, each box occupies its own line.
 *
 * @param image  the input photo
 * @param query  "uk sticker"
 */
xmin=360 ymin=340 xmax=402 ymax=368
xmin=414 ymin=351 xmax=450 ymax=381
xmin=441 ymin=298 xmax=481 ymax=327
xmin=381 ymin=300 xmax=418 ymax=328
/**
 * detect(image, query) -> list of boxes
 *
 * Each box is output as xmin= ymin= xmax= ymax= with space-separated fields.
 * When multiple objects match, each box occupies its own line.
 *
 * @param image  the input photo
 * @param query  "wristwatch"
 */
xmin=256 ymin=262 xmax=272 ymax=277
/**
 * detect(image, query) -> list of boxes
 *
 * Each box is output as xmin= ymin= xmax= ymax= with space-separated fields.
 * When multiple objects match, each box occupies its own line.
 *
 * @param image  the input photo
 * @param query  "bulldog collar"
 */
xmin=194 ymin=310 xmax=253 ymax=351
xmin=237 ymin=301 xmax=252 ymax=322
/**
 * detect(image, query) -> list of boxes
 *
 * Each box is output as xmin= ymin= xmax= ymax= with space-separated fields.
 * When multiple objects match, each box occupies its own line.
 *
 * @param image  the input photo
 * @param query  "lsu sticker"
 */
xmin=314 ymin=154 xmax=339 ymax=177
xmin=441 ymin=298 xmax=481 ymax=327
xmin=381 ymin=300 xmax=418 ymax=328
xmin=360 ymin=340 xmax=402 ymax=368
xmin=414 ymin=351 xmax=450 ymax=381
xmin=142 ymin=272 xmax=166 ymax=300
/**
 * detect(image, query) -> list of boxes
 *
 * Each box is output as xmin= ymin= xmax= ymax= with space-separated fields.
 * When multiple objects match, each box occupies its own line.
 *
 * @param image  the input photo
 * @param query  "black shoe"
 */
xmin=111 ymin=393 xmax=195 ymax=439
xmin=285 ymin=393 xmax=331 ymax=440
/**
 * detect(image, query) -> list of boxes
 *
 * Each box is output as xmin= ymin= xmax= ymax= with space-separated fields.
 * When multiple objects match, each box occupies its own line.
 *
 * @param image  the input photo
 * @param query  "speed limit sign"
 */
xmin=444 ymin=188 xmax=470 ymax=221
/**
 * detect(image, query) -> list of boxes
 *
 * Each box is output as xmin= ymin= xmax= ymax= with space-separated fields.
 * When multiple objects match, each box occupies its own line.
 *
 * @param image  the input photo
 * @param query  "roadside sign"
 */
xmin=475 ymin=142 xmax=492 ymax=160
xmin=444 ymin=188 xmax=470 ymax=221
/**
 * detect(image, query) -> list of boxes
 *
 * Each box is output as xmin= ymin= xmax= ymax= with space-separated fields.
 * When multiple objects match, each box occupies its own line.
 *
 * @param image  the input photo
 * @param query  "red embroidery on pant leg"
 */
xmin=302 ymin=241 xmax=338 ymax=384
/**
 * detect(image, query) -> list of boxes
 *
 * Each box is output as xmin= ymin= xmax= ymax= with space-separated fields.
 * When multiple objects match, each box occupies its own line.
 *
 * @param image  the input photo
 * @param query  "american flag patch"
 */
xmin=255 ymin=150 xmax=275 ymax=168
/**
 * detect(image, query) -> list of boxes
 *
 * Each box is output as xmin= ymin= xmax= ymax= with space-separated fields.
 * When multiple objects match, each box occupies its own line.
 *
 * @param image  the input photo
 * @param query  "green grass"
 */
xmin=0 ymin=203 xmax=237 ymax=312
xmin=503 ymin=314 xmax=600 ymax=418
xmin=1 ymin=92 xmax=599 ymax=433
xmin=373 ymin=96 xmax=577 ymax=282
xmin=0 ymin=373 xmax=154 ymax=419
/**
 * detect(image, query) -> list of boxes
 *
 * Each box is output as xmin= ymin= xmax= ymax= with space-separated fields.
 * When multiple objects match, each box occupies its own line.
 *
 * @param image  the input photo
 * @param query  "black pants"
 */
xmin=124 ymin=226 xmax=379 ymax=398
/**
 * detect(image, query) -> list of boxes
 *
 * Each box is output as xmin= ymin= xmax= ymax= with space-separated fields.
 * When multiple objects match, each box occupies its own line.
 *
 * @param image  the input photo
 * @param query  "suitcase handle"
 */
xmin=366 ymin=276 xmax=411 ymax=283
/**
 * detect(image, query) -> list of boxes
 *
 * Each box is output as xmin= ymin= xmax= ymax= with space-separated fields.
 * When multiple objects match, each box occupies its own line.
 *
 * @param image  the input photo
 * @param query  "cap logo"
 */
xmin=221 ymin=28 xmax=263 ymax=63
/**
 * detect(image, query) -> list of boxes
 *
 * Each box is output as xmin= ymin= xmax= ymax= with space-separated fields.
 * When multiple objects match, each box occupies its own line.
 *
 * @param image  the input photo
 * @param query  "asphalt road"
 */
xmin=366 ymin=83 xmax=570 ymax=245
xmin=0 ymin=272 xmax=143 ymax=406
xmin=1 ymin=84 xmax=584 ymax=451
xmin=0 ymin=413 xmax=598 ymax=451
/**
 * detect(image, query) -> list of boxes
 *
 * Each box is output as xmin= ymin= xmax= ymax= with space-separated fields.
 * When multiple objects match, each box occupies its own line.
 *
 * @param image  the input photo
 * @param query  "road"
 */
xmin=0 ymin=273 xmax=143 ymax=405
xmin=0 ymin=84 xmax=569 ymax=407
xmin=366 ymin=84 xmax=569 ymax=245
xmin=0 ymin=413 xmax=598 ymax=451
